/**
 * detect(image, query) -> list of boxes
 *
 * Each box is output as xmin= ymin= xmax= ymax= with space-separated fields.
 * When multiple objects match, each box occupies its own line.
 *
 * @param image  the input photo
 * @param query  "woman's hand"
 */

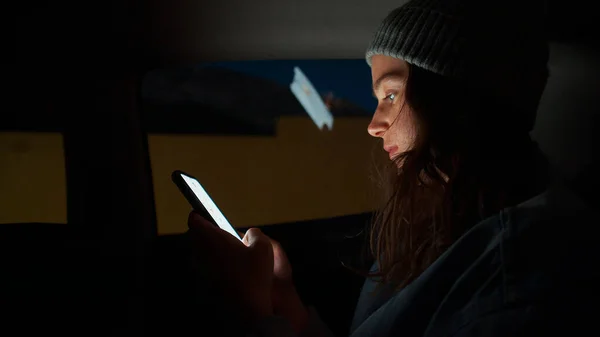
xmin=270 ymin=238 xmax=310 ymax=333
xmin=187 ymin=212 xmax=274 ymax=324
xmin=187 ymin=212 xmax=309 ymax=332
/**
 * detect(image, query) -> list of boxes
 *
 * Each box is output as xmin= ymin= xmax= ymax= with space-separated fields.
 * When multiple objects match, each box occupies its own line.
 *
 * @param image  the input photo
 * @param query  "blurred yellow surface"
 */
xmin=0 ymin=132 xmax=67 ymax=224
xmin=150 ymin=117 xmax=379 ymax=234
xmin=0 ymin=117 xmax=380 ymax=233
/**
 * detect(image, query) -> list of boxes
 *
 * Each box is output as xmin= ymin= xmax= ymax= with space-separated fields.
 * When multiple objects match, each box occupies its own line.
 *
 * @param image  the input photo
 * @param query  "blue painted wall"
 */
xmin=199 ymin=60 xmax=377 ymax=113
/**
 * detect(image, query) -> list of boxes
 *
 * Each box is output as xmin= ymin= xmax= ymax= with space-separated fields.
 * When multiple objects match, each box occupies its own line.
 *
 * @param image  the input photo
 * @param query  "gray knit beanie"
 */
xmin=366 ymin=0 xmax=550 ymax=131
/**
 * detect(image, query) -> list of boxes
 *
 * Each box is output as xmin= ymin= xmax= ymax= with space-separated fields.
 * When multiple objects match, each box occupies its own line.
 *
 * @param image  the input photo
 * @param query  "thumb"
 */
xmin=243 ymin=228 xmax=273 ymax=258
xmin=243 ymin=228 xmax=267 ymax=247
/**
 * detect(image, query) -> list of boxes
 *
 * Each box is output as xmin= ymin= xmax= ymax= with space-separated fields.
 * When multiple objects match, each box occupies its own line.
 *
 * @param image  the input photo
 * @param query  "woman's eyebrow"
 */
xmin=372 ymin=72 xmax=404 ymax=97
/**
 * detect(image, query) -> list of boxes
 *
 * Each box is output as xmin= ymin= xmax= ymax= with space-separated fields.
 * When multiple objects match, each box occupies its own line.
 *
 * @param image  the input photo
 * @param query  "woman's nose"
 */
xmin=368 ymin=112 xmax=389 ymax=138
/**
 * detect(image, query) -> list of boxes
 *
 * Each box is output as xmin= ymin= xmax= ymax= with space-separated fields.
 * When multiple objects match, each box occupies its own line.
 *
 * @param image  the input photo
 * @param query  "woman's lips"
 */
xmin=384 ymin=145 xmax=399 ymax=160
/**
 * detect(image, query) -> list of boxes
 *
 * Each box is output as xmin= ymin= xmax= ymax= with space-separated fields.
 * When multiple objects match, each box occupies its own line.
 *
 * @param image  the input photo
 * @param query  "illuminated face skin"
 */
xmin=368 ymin=55 xmax=416 ymax=162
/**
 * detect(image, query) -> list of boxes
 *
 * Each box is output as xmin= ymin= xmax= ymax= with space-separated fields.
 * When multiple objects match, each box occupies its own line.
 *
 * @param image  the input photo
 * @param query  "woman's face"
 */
xmin=368 ymin=55 xmax=417 ymax=161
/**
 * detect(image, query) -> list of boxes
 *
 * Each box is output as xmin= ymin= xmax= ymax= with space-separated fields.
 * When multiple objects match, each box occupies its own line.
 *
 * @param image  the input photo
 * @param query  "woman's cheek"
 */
xmin=393 ymin=107 xmax=417 ymax=153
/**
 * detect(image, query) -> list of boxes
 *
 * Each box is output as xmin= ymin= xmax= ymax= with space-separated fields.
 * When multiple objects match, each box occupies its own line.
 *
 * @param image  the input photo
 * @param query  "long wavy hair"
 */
xmin=368 ymin=63 xmax=549 ymax=289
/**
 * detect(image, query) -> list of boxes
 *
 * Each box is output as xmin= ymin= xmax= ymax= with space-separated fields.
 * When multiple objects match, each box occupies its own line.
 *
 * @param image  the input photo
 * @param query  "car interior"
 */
xmin=4 ymin=0 xmax=598 ymax=336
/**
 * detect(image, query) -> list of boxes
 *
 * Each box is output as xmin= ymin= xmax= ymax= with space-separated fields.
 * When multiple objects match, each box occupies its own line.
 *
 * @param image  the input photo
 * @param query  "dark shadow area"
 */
xmin=0 ymin=224 xmax=129 ymax=336
xmin=1 ymin=213 xmax=372 ymax=337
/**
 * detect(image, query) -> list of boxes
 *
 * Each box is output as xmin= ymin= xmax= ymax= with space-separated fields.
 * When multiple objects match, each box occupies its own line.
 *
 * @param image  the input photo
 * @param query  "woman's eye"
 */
xmin=386 ymin=93 xmax=396 ymax=102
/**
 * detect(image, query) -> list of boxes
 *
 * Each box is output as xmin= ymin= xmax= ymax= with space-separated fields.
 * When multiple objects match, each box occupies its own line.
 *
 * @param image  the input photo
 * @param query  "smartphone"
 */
xmin=171 ymin=170 xmax=242 ymax=241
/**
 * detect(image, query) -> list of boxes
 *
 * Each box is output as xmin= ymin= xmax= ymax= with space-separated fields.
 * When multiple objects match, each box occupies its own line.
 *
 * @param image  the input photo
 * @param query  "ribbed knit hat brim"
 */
xmin=365 ymin=0 xmax=550 ymax=131
xmin=366 ymin=6 xmax=463 ymax=78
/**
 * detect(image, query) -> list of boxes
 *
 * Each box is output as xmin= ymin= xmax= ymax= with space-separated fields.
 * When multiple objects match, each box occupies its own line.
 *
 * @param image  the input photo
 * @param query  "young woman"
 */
xmin=186 ymin=0 xmax=596 ymax=336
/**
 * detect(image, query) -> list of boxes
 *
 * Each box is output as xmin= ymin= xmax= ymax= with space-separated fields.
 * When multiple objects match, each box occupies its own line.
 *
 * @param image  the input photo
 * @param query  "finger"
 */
xmin=242 ymin=227 xmax=260 ymax=247
xmin=243 ymin=228 xmax=272 ymax=253
xmin=272 ymin=242 xmax=284 ymax=257
xmin=188 ymin=212 xmax=216 ymax=240
xmin=188 ymin=211 xmax=214 ymax=229
xmin=270 ymin=239 xmax=285 ymax=260
xmin=187 ymin=213 xmax=246 ymax=268
xmin=270 ymin=239 xmax=292 ymax=278
xmin=189 ymin=212 xmax=246 ymax=247
xmin=268 ymin=238 xmax=288 ymax=260
xmin=269 ymin=237 xmax=281 ymax=250
xmin=187 ymin=212 xmax=223 ymax=250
